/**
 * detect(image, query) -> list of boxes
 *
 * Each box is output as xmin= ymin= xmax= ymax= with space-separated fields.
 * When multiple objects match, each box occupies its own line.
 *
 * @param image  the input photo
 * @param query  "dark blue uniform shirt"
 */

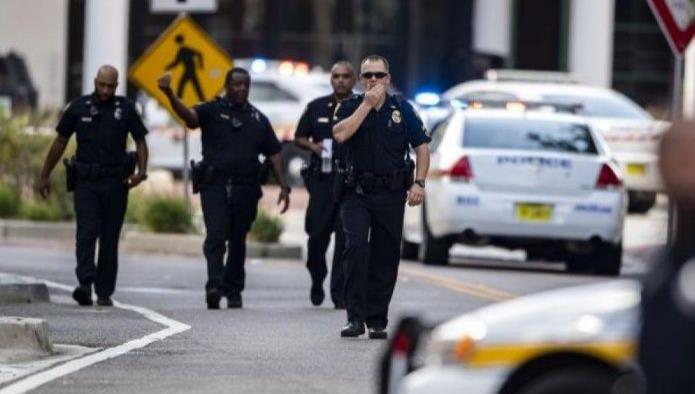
xmin=334 ymin=94 xmax=430 ymax=175
xmin=194 ymin=97 xmax=282 ymax=177
xmin=56 ymin=94 xmax=148 ymax=167
xmin=294 ymin=94 xmax=345 ymax=162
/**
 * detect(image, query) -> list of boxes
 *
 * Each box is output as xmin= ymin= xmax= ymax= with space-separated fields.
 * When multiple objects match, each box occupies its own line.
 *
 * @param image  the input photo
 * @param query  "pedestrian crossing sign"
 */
xmin=129 ymin=15 xmax=233 ymax=123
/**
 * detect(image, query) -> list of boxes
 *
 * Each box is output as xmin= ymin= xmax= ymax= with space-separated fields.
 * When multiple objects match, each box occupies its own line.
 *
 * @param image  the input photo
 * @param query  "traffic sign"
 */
xmin=647 ymin=0 xmax=695 ymax=56
xmin=150 ymin=0 xmax=218 ymax=13
xmin=129 ymin=15 xmax=233 ymax=123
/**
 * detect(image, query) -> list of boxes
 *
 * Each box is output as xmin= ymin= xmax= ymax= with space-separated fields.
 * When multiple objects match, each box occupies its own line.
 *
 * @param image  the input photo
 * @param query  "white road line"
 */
xmin=0 ymin=275 xmax=191 ymax=394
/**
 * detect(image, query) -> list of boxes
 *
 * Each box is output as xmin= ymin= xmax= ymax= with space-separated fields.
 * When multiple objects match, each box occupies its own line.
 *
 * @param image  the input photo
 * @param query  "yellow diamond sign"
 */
xmin=129 ymin=15 xmax=233 ymax=123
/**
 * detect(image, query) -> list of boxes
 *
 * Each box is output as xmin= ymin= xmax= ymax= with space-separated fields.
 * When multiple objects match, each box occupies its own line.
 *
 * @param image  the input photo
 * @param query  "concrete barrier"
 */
xmin=0 ymin=274 xmax=50 ymax=304
xmin=0 ymin=317 xmax=53 ymax=363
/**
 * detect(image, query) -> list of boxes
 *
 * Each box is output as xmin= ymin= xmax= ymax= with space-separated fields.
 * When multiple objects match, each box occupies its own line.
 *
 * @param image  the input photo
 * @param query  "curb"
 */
xmin=0 ymin=317 xmax=53 ymax=363
xmin=0 ymin=220 xmax=302 ymax=260
xmin=0 ymin=274 xmax=51 ymax=304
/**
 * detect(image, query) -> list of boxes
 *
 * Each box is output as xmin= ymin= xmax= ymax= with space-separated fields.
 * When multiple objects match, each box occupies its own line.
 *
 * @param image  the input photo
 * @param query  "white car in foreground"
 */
xmin=434 ymin=75 xmax=666 ymax=213
xmin=380 ymin=280 xmax=643 ymax=394
xmin=403 ymin=109 xmax=627 ymax=275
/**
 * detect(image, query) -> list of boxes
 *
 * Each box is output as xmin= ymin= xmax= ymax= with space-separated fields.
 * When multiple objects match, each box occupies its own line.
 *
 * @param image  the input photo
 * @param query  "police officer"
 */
xmin=639 ymin=122 xmax=695 ymax=394
xmin=295 ymin=61 xmax=356 ymax=309
xmin=333 ymin=55 xmax=430 ymax=338
xmin=38 ymin=65 xmax=149 ymax=307
xmin=158 ymin=67 xmax=290 ymax=310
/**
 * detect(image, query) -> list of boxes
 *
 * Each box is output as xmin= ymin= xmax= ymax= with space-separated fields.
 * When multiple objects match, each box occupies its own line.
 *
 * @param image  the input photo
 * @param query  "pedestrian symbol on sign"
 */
xmin=165 ymin=34 xmax=205 ymax=102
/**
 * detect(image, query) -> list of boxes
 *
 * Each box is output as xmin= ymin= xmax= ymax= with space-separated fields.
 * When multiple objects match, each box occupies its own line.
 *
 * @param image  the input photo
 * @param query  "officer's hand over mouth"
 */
xmin=38 ymin=176 xmax=51 ymax=199
xmin=278 ymin=187 xmax=290 ymax=214
xmin=406 ymin=183 xmax=424 ymax=206
xmin=364 ymin=84 xmax=386 ymax=108
xmin=158 ymin=73 xmax=173 ymax=93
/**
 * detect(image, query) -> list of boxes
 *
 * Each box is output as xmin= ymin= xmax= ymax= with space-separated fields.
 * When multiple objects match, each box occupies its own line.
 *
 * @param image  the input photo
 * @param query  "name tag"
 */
xmin=81 ymin=117 xmax=92 ymax=122
xmin=220 ymin=114 xmax=230 ymax=120
xmin=317 ymin=117 xmax=329 ymax=124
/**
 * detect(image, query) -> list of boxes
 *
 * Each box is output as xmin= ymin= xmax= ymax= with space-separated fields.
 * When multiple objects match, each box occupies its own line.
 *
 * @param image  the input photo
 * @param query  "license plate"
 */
xmin=516 ymin=203 xmax=553 ymax=222
xmin=626 ymin=163 xmax=646 ymax=176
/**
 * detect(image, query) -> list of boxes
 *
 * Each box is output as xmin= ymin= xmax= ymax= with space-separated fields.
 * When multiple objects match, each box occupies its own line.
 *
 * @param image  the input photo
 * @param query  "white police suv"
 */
xmin=402 ymin=107 xmax=627 ymax=275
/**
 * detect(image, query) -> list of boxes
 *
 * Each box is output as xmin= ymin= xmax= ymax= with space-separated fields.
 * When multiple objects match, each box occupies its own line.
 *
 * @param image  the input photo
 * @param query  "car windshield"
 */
xmin=463 ymin=118 xmax=598 ymax=154
xmin=541 ymin=93 xmax=651 ymax=119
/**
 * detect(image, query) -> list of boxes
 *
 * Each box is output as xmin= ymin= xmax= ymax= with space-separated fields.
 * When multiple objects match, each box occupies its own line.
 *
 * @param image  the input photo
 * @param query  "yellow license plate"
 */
xmin=516 ymin=203 xmax=553 ymax=222
xmin=626 ymin=163 xmax=646 ymax=176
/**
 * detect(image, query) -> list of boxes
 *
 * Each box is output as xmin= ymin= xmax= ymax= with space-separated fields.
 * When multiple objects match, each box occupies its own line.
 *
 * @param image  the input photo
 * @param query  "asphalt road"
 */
xmin=0 ymin=204 xmax=666 ymax=393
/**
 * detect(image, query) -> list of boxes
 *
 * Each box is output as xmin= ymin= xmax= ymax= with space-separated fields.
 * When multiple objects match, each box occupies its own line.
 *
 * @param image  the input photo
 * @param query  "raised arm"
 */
xmin=158 ymin=72 xmax=199 ymax=128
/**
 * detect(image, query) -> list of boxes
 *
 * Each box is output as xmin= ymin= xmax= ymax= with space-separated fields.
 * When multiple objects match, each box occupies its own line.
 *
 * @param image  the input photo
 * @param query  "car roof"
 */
xmin=458 ymin=108 xmax=593 ymax=125
xmin=442 ymin=80 xmax=623 ymax=101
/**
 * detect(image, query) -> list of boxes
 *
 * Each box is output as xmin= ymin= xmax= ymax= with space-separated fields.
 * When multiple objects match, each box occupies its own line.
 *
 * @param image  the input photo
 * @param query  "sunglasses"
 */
xmin=361 ymin=72 xmax=388 ymax=79
xmin=331 ymin=73 xmax=353 ymax=79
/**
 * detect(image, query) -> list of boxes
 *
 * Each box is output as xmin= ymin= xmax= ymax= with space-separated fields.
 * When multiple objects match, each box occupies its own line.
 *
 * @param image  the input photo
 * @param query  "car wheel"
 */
xmin=592 ymin=241 xmax=622 ymax=276
xmin=516 ymin=366 xmax=618 ymax=394
xmin=628 ymin=191 xmax=656 ymax=214
xmin=565 ymin=253 xmax=592 ymax=274
xmin=401 ymin=239 xmax=419 ymax=260
xmin=419 ymin=204 xmax=451 ymax=266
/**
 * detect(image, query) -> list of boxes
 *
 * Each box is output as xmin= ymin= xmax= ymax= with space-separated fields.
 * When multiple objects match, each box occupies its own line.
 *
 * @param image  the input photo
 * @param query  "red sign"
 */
xmin=647 ymin=0 xmax=695 ymax=55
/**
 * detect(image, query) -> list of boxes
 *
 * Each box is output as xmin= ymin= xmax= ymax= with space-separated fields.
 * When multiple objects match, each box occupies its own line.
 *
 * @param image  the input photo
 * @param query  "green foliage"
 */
xmin=18 ymin=200 xmax=62 ymax=222
xmin=0 ymin=183 xmax=20 ymax=218
xmin=125 ymin=191 xmax=146 ymax=224
xmin=0 ymin=115 xmax=74 ymax=221
xmin=141 ymin=196 xmax=193 ymax=233
xmin=249 ymin=209 xmax=284 ymax=243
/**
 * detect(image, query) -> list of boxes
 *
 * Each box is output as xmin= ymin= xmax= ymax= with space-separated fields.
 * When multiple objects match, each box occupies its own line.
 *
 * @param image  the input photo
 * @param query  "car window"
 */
xmin=463 ymin=118 xmax=598 ymax=154
xmin=429 ymin=116 xmax=451 ymax=152
xmin=250 ymin=81 xmax=299 ymax=102
xmin=541 ymin=93 xmax=651 ymax=119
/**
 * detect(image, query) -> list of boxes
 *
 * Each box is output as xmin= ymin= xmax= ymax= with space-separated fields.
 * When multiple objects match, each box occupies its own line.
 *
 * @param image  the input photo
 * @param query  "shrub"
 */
xmin=141 ymin=196 xmax=192 ymax=233
xmin=0 ymin=184 xmax=20 ymax=218
xmin=19 ymin=200 xmax=62 ymax=221
xmin=125 ymin=191 xmax=146 ymax=224
xmin=249 ymin=209 xmax=284 ymax=243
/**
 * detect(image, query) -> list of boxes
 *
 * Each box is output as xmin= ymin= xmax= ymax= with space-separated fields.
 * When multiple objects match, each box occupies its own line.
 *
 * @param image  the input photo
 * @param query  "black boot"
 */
xmin=340 ymin=320 xmax=365 ymax=338
xmin=206 ymin=289 xmax=221 ymax=310
xmin=72 ymin=285 xmax=93 ymax=306
xmin=227 ymin=292 xmax=242 ymax=309
xmin=310 ymin=283 xmax=325 ymax=306
xmin=96 ymin=297 xmax=113 ymax=307
xmin=368 ymin=326 xmax=387 ymax=340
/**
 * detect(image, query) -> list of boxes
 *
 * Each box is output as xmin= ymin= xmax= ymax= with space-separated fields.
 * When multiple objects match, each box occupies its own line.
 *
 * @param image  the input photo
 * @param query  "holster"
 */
xmin=63 ymin=157 xmax=76 ymax=192
xmin=332 ymin=162 xmax=355 ymax=202
xmin=403 ymin=157 xmax=415 ymax=189
xmin=190 ymin=160 xmax=216 ymax=194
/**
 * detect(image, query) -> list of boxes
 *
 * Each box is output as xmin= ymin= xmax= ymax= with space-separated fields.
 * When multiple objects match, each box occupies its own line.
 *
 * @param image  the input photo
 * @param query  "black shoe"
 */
xmin=310 ymin=284 xmax=324 ymax=306
xmin=227 ymin=293 xmax=242 ymax=309
xmin=206 ymin=289 xmax=221 ymax=310
xmin=340 ymin=320 xmax=365 ymax=338
xmin=368 ymin=327 xmax=388 ymax=340
xmin=333 ymin=301 xmax=345 ymax=310
xmin=96 ymin=297 xmax=113 ymax=307
xmin=72 ymin=285 xmax=93 ymax=306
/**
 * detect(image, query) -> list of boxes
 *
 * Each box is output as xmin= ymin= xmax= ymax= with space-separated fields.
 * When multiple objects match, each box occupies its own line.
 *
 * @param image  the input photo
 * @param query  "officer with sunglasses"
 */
xmin=294 ymin=61 xmax=356 ymax=309
xmin=158 ymin=67 xmax=291 ymax=310
xmin=333 ymin=55 xmax=430 ymax=339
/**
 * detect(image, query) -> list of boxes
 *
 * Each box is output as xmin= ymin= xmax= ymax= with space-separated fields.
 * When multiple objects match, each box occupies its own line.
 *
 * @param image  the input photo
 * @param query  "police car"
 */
xmin=380 ymin=280 xmax=642 ymax=394
xmin=423 ymin=70 xmax=666 ymax=213
xmin=402 ymin=106 xmax=627 ymax=275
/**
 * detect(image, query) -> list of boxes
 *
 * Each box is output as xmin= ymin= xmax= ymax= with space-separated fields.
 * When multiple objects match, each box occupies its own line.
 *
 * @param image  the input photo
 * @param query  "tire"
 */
xmin=593 ymin=241 xmax=622 ymax=276
xmin=565 ymin=242 xmax=622 ymax=276
xmin=628 ymin=191 xmax=656 ymax=214
xmin=419 ymin=204 xmax=451 ymax=266
xmin=516 ymin=366 xmax=617 ymax=394
xmin=401 ymin=239 xmax=419 ymax=260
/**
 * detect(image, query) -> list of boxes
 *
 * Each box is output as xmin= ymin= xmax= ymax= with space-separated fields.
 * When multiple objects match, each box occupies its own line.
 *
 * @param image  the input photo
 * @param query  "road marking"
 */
xmin=0 ymin=275 xmax=191 ymax=394
xmin=399 ymin=266 xmax=517 ymax=301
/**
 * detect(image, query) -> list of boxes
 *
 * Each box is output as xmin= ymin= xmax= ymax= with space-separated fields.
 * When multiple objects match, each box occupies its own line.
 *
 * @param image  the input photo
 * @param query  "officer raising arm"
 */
xmin=158 ymin=67 xmax=290 ymax=310
xmin=38 ymin=65 xmax=149 ymax=307
xmin=332 ymin=55 xmax=430 ymax=339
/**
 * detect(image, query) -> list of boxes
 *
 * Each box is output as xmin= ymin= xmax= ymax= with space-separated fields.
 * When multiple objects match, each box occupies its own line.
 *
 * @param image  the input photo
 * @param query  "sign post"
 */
xmin=129 ymin=14 xmax=233 ymax=207
xmin=646 ymin=0 xmax=694 ymax=244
